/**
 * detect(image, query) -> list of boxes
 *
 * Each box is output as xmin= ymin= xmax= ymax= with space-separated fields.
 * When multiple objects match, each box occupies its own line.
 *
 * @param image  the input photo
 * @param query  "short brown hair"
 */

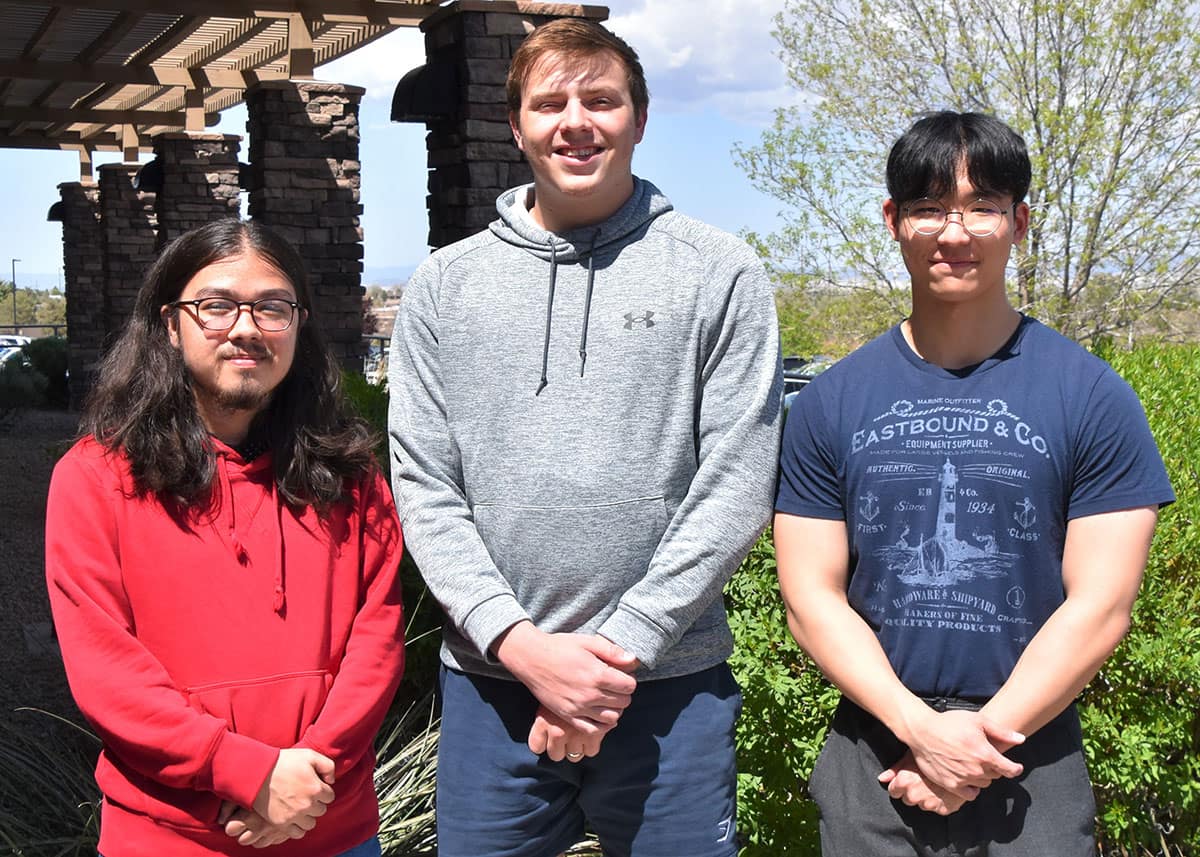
xmin=506 ymin=18 xmax=649 ymax=118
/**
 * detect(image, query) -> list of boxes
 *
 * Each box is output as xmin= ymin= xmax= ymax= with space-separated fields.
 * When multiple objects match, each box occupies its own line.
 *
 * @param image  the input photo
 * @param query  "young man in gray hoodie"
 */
xmin=388 ymin=17 xmax=782 ymax=857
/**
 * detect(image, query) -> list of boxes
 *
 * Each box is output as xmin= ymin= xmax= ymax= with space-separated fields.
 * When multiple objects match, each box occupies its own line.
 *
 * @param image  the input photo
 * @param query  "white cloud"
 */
xmin=605 ymin=0 xmax=795 ymax=121
xmin=309 ymin=4 xmax=799 ymax=121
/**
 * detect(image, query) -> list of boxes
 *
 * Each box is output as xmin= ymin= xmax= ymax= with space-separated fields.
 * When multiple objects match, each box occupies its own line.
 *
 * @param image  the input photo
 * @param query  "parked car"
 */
xmin=0 ymin=335 xmax=31 ymax=348
xmin=783 ymin=355 xmax=836 ymax=411
xmin=0 ymin=346 xmax=30 ymax=368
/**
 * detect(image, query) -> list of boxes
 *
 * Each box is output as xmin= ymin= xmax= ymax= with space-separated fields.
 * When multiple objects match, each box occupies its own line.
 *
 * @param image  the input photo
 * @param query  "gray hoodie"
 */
xmin=388 ymin=178 xmax=783 ymax=681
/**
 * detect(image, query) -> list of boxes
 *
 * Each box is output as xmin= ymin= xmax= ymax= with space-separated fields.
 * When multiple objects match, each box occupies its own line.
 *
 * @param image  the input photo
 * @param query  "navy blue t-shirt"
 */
xmin=775 ymin=317 xmax=1174 ymax=698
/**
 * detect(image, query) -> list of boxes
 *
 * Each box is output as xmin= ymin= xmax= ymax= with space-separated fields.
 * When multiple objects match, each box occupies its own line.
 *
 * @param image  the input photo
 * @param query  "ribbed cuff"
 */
xmin=597 ymin=605 xmax=668 ymax=671
xmin=461 ymin=593 xmax=531 ymax=665
xmin=207 ymin=730 xmax=280 ymax=809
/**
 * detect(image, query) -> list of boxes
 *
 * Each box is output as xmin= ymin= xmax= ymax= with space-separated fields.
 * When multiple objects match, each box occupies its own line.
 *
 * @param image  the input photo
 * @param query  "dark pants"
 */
xmin=435 ymin=663 xmax=742 ymax=857
xmin=810 ymin=698 xmax=1096 ymax=857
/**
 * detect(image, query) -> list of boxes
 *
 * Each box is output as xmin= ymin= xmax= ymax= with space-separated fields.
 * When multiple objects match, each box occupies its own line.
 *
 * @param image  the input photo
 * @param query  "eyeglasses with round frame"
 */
xmin=169 ymin=297 xmax=302 ymax=332
xmin=902 ymin=198 xmax=1012 ymax=238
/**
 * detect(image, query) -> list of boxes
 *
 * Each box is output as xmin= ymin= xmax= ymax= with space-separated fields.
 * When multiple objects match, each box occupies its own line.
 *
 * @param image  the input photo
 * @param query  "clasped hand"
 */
xmin=494 ymin=623 xmax=639 ymax=761
xmin=218 ymin=748 xmax=336 ymax=847
xmin=879 ymin=709 xmax=1024 ymax=815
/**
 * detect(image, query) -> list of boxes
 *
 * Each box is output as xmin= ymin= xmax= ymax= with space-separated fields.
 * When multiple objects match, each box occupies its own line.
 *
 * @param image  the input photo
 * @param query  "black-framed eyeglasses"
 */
xmin=169 ymin=297 xmax=302 ymax=332
xmin=902 ymin=198 xmax=1011 ymax=237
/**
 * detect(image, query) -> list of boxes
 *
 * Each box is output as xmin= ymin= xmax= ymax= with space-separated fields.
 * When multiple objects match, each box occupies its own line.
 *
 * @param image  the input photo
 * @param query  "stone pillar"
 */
xmin=244 ymin=80 xmax=365 ymax=371
xmin=414 ymin=1 xmax=607 ymax=248
xmin=153 ymin=132 xmax=242 ymax=248
xmin=57 ymin=182 xmax=103 ymax=409
xmin=98 ymin=164 xmax=158 ymax=340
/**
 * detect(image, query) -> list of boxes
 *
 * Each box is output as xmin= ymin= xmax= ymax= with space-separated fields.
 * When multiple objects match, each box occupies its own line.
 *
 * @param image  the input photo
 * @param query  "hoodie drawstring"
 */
xmin=271 ymin=491 xmax=285 ymax=614
xmin=537 ymin=233 xmax=602 ymax=393
xmin=536 ymin=243 xmax=558 ymax=396
xmin=215 ymin=449 xmax=286 ymax=615
xmin=578 ymin=230 xmax=601 ymax=378
xmin=217 ymin=455 xmax=250 ymax=565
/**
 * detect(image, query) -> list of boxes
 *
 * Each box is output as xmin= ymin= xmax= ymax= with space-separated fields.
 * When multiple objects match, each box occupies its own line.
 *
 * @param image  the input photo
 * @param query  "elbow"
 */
xmin=1107 ymin=609 xmax=1133 ymax=648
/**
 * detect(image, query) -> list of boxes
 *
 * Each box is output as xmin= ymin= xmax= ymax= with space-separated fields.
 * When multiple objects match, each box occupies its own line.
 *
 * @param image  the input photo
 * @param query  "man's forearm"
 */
xmin=981 ymin=594 xmax=1131 ymax=736
xmin=982 ymin=506 xmax=1157 ymax=737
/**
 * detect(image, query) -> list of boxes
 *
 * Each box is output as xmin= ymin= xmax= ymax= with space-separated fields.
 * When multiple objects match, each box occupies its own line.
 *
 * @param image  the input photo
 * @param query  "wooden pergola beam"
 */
xmin=24 ymin=0 xmax=437 ymax=26
xmin=0 ymin=60 xmax=292 ymax=89
xmin=0 ymin=131 xmax=146 ymax=153
xmin=4 ymin=106 xmax=218 ymax=126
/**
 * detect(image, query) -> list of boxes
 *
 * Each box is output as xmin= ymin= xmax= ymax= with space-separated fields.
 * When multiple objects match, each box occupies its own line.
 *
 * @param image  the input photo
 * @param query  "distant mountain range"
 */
xmin=363 ymin=265 xmax=416 ymax=286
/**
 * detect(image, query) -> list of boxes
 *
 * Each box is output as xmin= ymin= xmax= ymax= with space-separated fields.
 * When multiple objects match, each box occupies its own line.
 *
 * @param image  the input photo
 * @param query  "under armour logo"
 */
xmin=624 ymin=310 xmax=655 ymax=329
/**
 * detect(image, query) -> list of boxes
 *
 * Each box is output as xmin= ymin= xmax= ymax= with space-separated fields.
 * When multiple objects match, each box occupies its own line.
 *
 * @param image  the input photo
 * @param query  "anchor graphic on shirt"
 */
xmin=1013 ymin=497 xmax=1037 ymax=529
xmin=859 ymin=491 xmax=880 ymax=522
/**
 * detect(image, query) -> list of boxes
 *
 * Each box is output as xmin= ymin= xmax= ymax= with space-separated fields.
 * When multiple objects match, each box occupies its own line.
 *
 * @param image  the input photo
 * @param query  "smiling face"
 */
xmin=884 ymin=164 xmax=1029 ymax=310
xmin=161 ymin=249 xmax=305 ymax=437
xmin=509 ymin=48 xmax=647 ymax=232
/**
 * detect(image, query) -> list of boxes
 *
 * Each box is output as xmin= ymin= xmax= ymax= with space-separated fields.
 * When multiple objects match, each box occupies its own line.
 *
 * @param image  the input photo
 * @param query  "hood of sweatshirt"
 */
xmin=490 ymin=176 xmax=674 ymax=261
xmin=489 ymin=177 xmax=674 ymax=393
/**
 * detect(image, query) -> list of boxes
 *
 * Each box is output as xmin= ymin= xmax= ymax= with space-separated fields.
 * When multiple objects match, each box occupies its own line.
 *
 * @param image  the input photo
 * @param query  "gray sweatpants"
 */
xmin=809 ymin=698 xmax=1096 ymax=857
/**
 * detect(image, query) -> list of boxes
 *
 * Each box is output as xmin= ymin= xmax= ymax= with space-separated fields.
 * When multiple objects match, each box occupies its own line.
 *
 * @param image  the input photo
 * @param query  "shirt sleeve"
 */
xmin=596 ymin=251 xmax=784 ymax=669
xmin=1067 ymin=367 xmax=1175 ymax=519
xmin=45 ymin=446 xmax=278 ymax=810
xmin=387 ymin=259 xmax=530 ymax=660
xmin=297 ymin=470 xmax=405 ymax=775
xmin=775 ymin=376 xmax=846 ymax=520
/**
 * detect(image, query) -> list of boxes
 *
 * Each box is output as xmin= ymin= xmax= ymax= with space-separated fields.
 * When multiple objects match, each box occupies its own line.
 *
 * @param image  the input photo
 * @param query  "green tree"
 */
xmin=0 ymin=281 xmax=65 ymax=329
xmin=738 ymin=0 xmax=1200 ymax=344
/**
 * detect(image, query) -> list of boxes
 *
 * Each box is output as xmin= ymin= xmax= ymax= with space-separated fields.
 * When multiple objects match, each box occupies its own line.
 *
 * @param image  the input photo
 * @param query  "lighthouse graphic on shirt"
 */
xmin=873 ymin=457 xmax=1017 ymax=585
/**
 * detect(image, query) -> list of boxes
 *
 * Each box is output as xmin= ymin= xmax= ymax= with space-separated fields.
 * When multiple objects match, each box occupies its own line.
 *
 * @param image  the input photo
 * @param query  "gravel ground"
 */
xmin=0 ymin=408 xmax=82 ymax=726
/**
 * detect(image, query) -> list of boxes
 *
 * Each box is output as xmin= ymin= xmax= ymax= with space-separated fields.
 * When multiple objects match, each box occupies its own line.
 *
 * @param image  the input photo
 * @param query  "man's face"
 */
xmin=510 ymin=49 xmax=647 ymax=231
xmin=883 ymin=164 xmax=1029 ymax=308
xmin=162 ymin=251 xmax=303 ymax=430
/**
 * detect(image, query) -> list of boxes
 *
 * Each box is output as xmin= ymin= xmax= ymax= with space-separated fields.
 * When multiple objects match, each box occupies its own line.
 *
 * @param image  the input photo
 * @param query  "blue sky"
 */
xmin=1 ymin=0 xmax=796 ymax=288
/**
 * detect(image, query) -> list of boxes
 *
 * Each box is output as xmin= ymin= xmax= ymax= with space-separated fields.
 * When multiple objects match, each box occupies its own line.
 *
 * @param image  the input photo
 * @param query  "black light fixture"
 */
xmin=133 ymin=156 xmax=163 ymax=193
xmin=46 ymin=201 xmax=64 ymax=222
xmin=391 ymin=61 xmax=459 ymax=122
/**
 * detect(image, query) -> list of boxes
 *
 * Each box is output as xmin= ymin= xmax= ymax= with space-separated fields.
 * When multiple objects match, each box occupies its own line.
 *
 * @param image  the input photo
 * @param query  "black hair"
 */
xmin=886 ymin=111 xmax=1031 ymax=206
xmin=81 ymin=218 xmax=379 ymax=511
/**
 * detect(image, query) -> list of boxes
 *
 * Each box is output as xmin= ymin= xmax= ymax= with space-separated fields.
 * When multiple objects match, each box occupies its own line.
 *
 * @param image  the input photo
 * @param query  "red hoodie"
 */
xmin=45 ymin=437 xmax=405 ymax=857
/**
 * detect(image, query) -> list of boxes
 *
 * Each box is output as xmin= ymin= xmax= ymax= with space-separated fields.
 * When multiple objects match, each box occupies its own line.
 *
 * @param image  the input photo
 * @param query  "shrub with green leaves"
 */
xmin=22 ymin=337 xmax=68 ymax=409
xmin=1083 ymin=344 xmax=1200 ymax=853
xmin=726 ymin=533 xmax=836 ymax=855
xmin=727 ymin=343 xmax=1200 ymax=855
xmin=0 ymin=358 xmax=47 ymax=429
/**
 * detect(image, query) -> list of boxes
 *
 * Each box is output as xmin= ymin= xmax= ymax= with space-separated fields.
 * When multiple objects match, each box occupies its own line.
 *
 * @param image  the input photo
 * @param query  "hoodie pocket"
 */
xmin=473 ymin=497 xmax=669 ymax=632
xmin=96 ymin=670 xmax=334 ymax=832
xmin=185 ymin=669 xmax=333 ymax=748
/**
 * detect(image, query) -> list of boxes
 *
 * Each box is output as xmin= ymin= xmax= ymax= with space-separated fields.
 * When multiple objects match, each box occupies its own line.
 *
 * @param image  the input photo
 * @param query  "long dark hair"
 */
xmin=82 ymin=218 xmax=378 ymax=511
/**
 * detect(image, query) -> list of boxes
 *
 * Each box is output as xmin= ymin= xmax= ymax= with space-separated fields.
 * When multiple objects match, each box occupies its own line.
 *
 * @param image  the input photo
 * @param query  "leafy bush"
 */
xmin=0 ymin=359 xmax=47 ymax=430
xmin=1083 ymin=344 xmax=1200 ymax=853
xmin=342 ymin=370 xmax=444 ymax=707
xmin=728 ymin=343 xmax=1200 ymax=855
xmin=726 ymin=533 xmax=836 ymax=855
xmin=343 ymin=370 xmax=391 ymax=474
xmin=23 ymin=337 xmax=68 ymax=409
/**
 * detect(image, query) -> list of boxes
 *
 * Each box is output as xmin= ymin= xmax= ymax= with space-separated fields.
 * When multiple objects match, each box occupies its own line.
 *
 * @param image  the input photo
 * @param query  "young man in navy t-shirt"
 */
xmin=774 ymin=112 xmax=1174 ymax=855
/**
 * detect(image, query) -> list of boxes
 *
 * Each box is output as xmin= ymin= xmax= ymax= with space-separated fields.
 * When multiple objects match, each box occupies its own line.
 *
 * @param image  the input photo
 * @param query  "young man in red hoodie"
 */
xmin=45 ymin=219 xmax=405 ymax=857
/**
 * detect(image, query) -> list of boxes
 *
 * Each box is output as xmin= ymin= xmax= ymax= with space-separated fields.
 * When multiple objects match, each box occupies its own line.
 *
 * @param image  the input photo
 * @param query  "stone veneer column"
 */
xmin=153 ymin=132 xmax=243 ymax=249
xmin=417 ymin=1 xmax=607 ymax=248
xmin=57 ymin=182 xmax=103 ymax=408
xmin=244 ymin=80 xmax=365 ymax=371
xmin=98 ymin=164 xmax=158 ymax=340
